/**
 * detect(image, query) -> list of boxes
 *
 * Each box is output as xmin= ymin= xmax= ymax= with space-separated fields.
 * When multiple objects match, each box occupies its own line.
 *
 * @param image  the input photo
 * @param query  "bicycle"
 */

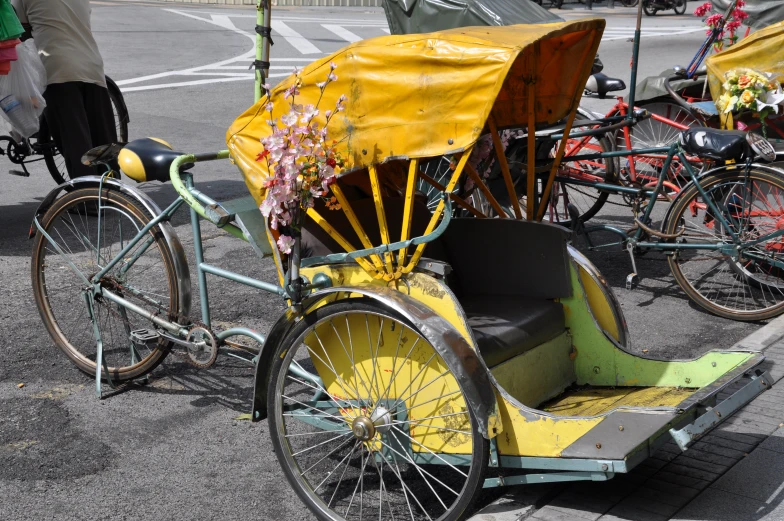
xmin=557 ymin=127 xmax=784 ymax=321
xmin=1 ymin=75 xmax=128 ymax=184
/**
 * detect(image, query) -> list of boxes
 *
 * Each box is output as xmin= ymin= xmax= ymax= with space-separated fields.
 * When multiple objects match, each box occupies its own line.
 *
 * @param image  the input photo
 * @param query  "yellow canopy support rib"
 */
xmin=488 ymin=116 xmax=523 ymax=220
xmin=305 ymin=207 xmax=381 ymax=277
xmin=398 ymin=159 xmax=419 ymax=266
xmin=368 ymin=165 xmax=394 ymax=275
xmin=330 ymin=184 xmax=386 ymax=272
xmin=404 ymin=147 xmax=473 ymax=273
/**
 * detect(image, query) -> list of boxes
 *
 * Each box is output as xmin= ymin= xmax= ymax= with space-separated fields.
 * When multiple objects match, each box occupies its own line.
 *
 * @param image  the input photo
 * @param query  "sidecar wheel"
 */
xmin=267 ymin=300 xmax=489 ymax=521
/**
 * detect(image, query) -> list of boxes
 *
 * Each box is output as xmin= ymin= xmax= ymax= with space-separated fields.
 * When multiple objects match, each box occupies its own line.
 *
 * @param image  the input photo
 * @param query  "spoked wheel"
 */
xmin=268 ymin=300 xmax=489 ymax=521
xmin=41 ymin=76 xmax=129 ymax=185
xmin=616 ymin=101 xmax=704 ymax=194
xmin=31 ymin=187 xmax=182 ymax=380
xmin=542 ymin=133 xmax=616 ymax=227
xmin=664 ymin=168 xmax=784 ymax=321
xmin=418 ymin=156 xmax=457 ymax=212
xmin=673 ymin=0 xmax=687 ymax=14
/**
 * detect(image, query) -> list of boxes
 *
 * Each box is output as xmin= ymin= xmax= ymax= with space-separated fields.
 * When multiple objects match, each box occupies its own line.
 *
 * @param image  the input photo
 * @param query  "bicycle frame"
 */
xmin=558 ymin=142 xmax=784 ymax=266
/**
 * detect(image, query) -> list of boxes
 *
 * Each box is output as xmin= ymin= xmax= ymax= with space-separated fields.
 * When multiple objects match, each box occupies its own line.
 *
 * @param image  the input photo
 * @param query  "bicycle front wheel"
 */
xmin=664 ymin=167 xmax=784 ymax=321
xmin=31 ymin=187 xmax=182 ymax=380
xmin=42 ymin=76 xmax=129 ymax=185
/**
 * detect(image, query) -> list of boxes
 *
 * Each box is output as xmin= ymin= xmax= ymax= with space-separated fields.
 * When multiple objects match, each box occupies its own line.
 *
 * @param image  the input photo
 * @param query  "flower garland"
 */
xmin=256 ymin=63 xmax=346 ymax=254
xmin=693 ymin=0 xmax=749 ymax=52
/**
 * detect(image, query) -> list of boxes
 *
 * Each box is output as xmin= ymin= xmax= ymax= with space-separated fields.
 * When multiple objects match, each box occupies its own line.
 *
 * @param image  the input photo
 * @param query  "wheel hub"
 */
xmin=371 ymin=406 xmax=393 ymax=434
xmin=351 ymin=416 xmax=376 ymax=441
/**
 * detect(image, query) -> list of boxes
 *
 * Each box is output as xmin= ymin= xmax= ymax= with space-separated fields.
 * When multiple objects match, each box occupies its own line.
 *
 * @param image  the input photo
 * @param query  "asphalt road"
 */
xmin=0 ymin=2 xmax=764 ymax=520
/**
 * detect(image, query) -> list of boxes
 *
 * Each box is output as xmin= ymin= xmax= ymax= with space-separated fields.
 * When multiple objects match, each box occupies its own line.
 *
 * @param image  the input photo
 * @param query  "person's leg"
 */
xmin=82 ymin=83 xmax=120 ymax=174
xmin=42 ymin=82 xmax=95 ymax=178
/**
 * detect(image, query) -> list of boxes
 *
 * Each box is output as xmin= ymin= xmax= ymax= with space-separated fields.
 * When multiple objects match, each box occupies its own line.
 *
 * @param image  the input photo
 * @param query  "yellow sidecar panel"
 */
xmin=227 ymin=19 xmax=604 ymax=204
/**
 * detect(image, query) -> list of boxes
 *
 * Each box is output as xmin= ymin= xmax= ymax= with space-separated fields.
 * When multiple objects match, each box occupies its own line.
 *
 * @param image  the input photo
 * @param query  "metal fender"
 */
xmin=30 ymin=176 xmax=192 ymax=322
xmin=251 ymin=285 xmax=499 ymax=439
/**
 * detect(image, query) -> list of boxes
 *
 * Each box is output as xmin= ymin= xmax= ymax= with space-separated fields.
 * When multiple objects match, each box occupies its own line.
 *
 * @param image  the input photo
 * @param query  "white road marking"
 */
xmin=271 ymin=20 xmax=322 ymax=54
xmin=121 ymin=74 xmax=289 ymax=93
xmin=208 ymin=14 xmax=238 ymax=31
xmin=117 ymin=9 xmax=704 ymax=93
xmin=322 ymin=24 xmax=362 ymax=43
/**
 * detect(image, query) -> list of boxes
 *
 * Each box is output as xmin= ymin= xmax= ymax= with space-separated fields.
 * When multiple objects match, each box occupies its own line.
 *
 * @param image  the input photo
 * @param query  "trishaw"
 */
xmin=29 ymin=11 xmax=774 ymax=521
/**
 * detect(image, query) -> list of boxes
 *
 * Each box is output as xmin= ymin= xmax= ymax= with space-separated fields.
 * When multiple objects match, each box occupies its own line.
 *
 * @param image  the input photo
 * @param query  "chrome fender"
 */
xmin=252 ymin=285 xmax=499 ymax=439
xmin=30 ymin=176 xmax=192 ymax=322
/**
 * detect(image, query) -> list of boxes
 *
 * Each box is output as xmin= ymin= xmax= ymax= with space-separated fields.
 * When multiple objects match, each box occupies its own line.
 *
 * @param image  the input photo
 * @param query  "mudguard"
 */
xmin=252 ymin=285 xmax=500 ymax=439
xmin=30 ymin=176 xmax=192 ymax=322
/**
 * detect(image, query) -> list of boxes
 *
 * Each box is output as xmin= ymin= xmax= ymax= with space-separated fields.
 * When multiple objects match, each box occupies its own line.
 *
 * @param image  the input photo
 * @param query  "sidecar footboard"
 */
xmin=670 ymin=369 xmax=774 ymax=450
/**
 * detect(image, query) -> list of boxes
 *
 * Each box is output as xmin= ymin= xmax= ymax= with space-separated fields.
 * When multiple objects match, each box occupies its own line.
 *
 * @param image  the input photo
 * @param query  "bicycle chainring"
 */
xmin=185 ymin=325 xmax=218 ymax=369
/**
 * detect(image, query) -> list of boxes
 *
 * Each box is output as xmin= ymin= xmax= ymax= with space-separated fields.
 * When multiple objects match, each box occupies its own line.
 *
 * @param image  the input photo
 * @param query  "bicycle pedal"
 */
xmin=130 ymin=328 xmax=159 ymax=345
xmin=8 ymin=169 xmax=29 ymax=177
xmin=626 ymin=273 xmax=639 ymax=290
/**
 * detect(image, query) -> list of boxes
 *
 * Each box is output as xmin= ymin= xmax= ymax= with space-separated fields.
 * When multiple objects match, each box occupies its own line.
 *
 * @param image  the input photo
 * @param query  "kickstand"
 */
xmin=567 ymin=204 xmax=586 ymax=239
xmin=625 ymin=241 xmax=640 ymax=289
xmin=84 ymin=292 xmax=117 ymax=399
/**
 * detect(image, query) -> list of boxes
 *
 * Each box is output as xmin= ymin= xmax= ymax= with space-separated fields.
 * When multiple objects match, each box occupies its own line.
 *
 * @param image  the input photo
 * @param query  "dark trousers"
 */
xmin=42 ymin=82 xmax=117 ymax=178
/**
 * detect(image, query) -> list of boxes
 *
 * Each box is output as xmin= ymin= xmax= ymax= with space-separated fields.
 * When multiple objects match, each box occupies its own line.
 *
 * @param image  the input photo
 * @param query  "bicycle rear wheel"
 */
xmin=41 ymin=77 xmax=129 ymax=185
xmin=31 ymin=187 xmax=181 ymax=380
xmin=542 ymin=133 xmax=616 ymax=227
xmin=664 ymin=167 xmax=784 ymax=321
xmin=616 ymin=101 xmax=704 ymax=193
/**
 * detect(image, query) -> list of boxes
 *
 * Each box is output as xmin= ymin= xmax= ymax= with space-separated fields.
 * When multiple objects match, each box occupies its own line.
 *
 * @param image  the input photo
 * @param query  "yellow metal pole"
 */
xmin=398 ymin=159 xmax=419 ymax=266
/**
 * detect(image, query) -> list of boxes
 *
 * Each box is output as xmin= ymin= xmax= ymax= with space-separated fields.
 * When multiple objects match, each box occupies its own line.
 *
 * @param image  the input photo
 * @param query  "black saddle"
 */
xmin=679 ymin=128 xmax=750 ymax=162
xmin=118 ymin=138 xmax=188 ymax=183
xmin=587 ymin=73 xmax=626 ymax=99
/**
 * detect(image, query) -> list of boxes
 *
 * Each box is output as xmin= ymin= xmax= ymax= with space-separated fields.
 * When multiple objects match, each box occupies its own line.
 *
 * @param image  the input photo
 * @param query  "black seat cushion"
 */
xmin=680 ymin=128 xmax=749 ymax=162
xmin=462 ymin=296 xmax=566 ymax=368
xmin=591 ymin=73 xmax=626 ymax=95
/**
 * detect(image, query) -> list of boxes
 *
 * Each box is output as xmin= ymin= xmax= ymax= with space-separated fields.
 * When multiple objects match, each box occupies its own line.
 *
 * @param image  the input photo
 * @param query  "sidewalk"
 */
xmin=471 ymin=315 xmax=784 ymax=521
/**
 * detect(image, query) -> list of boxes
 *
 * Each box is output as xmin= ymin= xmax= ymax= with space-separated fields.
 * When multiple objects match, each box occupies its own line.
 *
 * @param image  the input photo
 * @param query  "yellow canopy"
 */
xmin=226 ymin=20 xmax=605 ymax=203
xmin=707 ymin=21 xmax=784 ymax=108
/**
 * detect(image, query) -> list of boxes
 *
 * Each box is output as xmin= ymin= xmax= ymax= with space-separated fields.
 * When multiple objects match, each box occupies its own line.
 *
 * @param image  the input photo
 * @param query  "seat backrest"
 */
xmin=439 ymin=218 xmax=572 ymax=299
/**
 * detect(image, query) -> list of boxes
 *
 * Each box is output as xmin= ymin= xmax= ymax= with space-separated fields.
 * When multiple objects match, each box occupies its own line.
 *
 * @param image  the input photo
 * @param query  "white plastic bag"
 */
xmin=0 ymin=40 xmax=47 ymax=138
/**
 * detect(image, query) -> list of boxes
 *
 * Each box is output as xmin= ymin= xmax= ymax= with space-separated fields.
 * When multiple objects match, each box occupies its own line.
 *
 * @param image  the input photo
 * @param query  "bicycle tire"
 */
xmin=267 ymin=299 xmax=490 ymax=521
xmin=664 ymin=167 xmax=784 ymax=321
xmin=31 ymin=186 xmax=180 ymax=381
xmin=616 ymin=100 xmax=705 ymax=194
xmin=42 ymin=76 xmax=129 ymax=185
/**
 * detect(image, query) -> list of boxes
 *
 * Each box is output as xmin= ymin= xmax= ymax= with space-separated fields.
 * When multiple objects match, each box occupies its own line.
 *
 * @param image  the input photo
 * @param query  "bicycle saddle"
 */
xmin=585 ymin=73 xmax=626 ymax=99
xmin=679 ymin=128 xmax=750 ymax=162
xmin=119 ymin=138 xmax=189 ymax=183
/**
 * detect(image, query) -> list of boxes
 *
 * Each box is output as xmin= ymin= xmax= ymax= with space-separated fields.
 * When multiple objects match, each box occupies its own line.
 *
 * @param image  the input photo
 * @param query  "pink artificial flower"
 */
xmin=726 ymin=20 xmax=742 ymax=33
xmin=736 ymin=0 xmax=745 ymax=7
xmin=280 ymin=111 xmax=299 ymax=127
xmin=732 ymin=8 xmax=748 ymax=21
xmin=705 ymin=13 xmax=723 ymax=27
xmin=277 ymin=235 xmax=295 ymax=254
xmin=302 ymin=104 xmax=319 ymax=120
xmin=693 ymin=2 xmax=712 ymax=17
